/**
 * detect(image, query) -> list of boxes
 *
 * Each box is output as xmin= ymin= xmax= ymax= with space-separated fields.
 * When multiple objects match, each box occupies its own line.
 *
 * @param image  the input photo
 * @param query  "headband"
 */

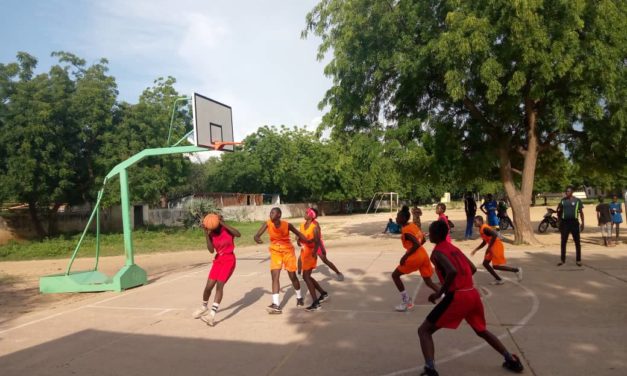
xmin=307 ymin=208 xmax=317 ymax=220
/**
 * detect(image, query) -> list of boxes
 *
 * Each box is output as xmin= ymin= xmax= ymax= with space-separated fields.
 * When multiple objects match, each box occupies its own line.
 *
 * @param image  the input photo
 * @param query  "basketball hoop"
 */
xmin=211 ymin=141 xmax=242 ymax=151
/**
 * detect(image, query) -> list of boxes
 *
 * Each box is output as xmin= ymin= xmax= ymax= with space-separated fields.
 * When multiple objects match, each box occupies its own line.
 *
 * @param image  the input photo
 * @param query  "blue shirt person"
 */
xmin=480 ymin=194 xmax=500 ymax=227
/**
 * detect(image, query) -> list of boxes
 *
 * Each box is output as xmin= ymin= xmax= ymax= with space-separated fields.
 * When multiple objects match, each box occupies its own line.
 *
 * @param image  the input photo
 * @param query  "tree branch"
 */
xmin=462 ymin=96 xmax=494 ymax=129
xmin=517 ymin=146 xmax=527 ymax=156
xmin=539 ymin=130 xmax=559 ymax=151
xmin=511 ymin=167 xmax=523 ymax=176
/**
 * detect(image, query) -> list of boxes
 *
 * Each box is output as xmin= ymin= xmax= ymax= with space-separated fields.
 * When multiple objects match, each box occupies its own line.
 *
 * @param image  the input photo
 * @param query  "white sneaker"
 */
xmin=490 ymin=280 xmax=505 ymax=285
xmin=192 ymin=306 xmax=208 ymax=319
xmin=395 ymin=301 xmax=415 ymax=312
xmin=516 ymin=267 xmax=523 ymax=282
xmin=201 ymin=313 xmax=216 ymax=326
xmin=336 ymin=273 xmax=345 ymax=281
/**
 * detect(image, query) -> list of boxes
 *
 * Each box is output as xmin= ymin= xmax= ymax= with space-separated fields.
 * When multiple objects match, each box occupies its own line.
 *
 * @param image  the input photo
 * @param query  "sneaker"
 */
xmin=192 ymin=306 xmax=208 ymax=319
xmin=502 ymin=354 xmax=524 ymax=373
xmin=318 ymin=292 xmax=329 ymax=303
xmin=557 ymin=261 xmax=565 ymax=266
xmin=200 ymin=313 xmax=216 ymax=327
xmin=420 ymin=367 xmax=439 ymax=376
xmin=266 ymin=304 xmax=282 ymax=314
xmin=491 ymin=279 xmax=505 ymax=285
xmin=394 ymin=301 xmax=414 ymax=312
xmin=336 ymin=273 xmax=345 ymax=281
xmin=516 ymin=267 xmax=523 ymax=282
xmin=576 ymin=261 xmax=582 ymax=267
xmin=305 ymin=301 xmax=322 ymax=312
xmin=296 ymin=298 xmax=304 ymax=307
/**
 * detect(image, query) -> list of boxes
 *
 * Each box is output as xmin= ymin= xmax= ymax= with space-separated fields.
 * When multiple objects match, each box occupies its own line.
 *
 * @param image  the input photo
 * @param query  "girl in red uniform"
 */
xmin=193 ymin=217 xmax=241 ymax=326
xmin=435 ymin=203 xmax=452 ymax=243
xmin=416 ymin=220 xmax=524 ymax=376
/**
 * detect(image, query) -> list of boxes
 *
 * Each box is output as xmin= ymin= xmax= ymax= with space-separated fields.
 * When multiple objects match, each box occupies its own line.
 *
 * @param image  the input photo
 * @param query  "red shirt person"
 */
xmin=415 ymin=220 xmax=524 ymax=376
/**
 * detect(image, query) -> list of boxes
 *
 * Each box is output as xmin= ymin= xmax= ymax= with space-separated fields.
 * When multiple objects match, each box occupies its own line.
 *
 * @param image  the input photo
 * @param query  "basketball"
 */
xmin=202 ymin=214 xmax=221 ymax=230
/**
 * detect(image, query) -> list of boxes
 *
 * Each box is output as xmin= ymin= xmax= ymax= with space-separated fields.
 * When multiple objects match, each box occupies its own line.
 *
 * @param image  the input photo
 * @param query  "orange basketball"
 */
xmin=202 ymin=214 xmax=221 ymax=230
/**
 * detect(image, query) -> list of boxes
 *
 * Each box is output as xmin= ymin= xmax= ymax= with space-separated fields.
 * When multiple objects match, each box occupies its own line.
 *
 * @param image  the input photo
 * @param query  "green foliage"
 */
xmin=0 ymin=52 xmax=194 ymax=236
xmin=182 ymin=198 xmax=220 ymax=228
xmin=0 ymin=221 xmax=263 ymax=261
xmin=202 ymin=125 xmax=439 ymax=202
xmin=305 ymin=0 xmax=626 ymax=183
xmin=305 ymin=0 xmax=626 ymax=242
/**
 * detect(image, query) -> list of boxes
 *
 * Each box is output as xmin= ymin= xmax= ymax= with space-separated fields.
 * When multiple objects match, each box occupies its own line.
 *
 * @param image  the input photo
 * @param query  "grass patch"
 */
xmin=0 ymin=221 xmax=264 ymax=262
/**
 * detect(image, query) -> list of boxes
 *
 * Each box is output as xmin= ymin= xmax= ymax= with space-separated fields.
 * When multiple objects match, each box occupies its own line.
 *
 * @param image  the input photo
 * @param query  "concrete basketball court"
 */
xmin=1 ymin=224 xmax=626 ymax=375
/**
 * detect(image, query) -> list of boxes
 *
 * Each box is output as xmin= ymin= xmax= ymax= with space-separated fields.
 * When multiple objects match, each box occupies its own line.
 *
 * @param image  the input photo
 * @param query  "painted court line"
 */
xmin=0 ymin=249 xmax=268 ymax=335
xmin=0 ymin=268 xmax=204 ymax=335
xmin=86 ymin=305 xmax=184 ymax=311
xmin=379 ymin=276 xmax=540 ymax=376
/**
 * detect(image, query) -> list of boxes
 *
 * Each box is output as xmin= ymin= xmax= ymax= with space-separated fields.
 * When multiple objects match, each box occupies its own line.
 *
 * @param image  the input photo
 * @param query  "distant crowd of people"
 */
xmin=381 ymin=187 xmax=625 ymax=267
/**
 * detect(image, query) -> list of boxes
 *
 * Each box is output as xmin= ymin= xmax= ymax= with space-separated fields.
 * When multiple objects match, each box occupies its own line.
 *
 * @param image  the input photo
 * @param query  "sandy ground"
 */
xmin=1 ymin=206 xmax=626 ymax=375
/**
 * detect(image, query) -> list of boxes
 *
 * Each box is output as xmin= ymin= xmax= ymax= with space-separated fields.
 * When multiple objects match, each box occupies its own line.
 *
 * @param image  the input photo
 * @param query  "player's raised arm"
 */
xmin=288 ymin=223 xmax=308 ymax=243
xmin=203 ymin=227 xmax=215 ymax=253
xmin=220 ymin=219 xmax=241 ymax=238
xmin=254 ymin=222 xmax=268 ymax=244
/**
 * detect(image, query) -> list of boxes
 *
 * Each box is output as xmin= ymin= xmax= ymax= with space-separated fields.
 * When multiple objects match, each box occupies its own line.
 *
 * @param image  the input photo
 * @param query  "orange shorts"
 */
xmin=397 ymin=248 xmax=434 ymax=277
xmin=270 ymin=246 xmax=297 ymax=272
xmin=300 ymin=247 xmax=318 ymax=271
xmin=484 ymin=245 xmax=506 ymax=266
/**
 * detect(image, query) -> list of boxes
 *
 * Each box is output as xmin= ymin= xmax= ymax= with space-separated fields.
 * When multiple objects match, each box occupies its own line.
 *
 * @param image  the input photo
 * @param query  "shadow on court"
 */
xmin=2 ymin=246 xmax=627 ymax=376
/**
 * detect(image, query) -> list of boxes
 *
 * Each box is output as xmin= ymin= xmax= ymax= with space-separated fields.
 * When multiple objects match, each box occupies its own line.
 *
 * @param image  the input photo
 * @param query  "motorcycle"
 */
xmin=497 ymin=201 xmax=514 ymax=230
xmin=498 ymin=213 xmax=514 ymax=230
xmin=538 ymin=208 xmax=559 ymax=233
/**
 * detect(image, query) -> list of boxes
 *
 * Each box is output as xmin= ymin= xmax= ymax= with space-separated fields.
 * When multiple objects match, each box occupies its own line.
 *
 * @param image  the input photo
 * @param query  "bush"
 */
xmin=182 ymin=198 xmax=220 ymax=228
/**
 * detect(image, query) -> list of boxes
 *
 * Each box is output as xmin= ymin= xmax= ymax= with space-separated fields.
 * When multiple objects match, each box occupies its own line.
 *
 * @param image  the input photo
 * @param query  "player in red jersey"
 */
xmin=415 ymin=220 xmax=524 ymax=376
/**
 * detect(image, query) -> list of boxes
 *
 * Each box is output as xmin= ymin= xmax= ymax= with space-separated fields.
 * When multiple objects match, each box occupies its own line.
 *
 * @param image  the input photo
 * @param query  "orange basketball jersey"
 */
xmin=267 ymin=220 xmax=293 ymax=251
xmin=401 ymin=223 xmax=425 ymax=251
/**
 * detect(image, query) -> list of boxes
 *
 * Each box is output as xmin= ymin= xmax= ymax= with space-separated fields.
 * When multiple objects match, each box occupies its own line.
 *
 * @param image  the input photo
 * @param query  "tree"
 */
xmin=0 ymin=52 xmax=80 ymax=237
xmin=305 ymin=0 xmax=627 ymax=244
xmin=98 ymin=77 xmax=192 ymax=207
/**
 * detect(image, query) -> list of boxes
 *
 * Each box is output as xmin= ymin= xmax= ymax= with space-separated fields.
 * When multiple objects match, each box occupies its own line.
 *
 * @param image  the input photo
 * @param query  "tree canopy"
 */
xmin=0 ymin=52 xmax=192 ymax=237
xmin=304 ymin=0 xmax=627 ymax=243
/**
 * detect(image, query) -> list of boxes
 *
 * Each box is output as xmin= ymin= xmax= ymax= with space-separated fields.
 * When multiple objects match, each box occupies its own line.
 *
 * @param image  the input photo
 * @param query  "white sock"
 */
xmin=295 ymin=289 xmax=302 ymax=299
xmin=400 ymin=290 xmax=409 ymax=302
xmin=211 ymin=303 xmax=219 ymax=315
xmin=272 ymin=293 xmax=280 ymax=306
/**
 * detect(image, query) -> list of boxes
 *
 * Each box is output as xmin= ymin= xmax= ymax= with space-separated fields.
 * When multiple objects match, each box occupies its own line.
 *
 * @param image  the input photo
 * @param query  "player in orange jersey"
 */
xmin=254 ymin=207 xmax=308 ymax=314
xmin=471 ymin=216 xmax=522 ymax=285
xmin=392 ymin=206 xmax=439 ymax=312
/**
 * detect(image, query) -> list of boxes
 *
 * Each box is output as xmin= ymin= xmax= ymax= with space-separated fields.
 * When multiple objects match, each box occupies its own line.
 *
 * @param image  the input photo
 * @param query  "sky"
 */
xmin=0 ymin=0 xmax=331 ymax=143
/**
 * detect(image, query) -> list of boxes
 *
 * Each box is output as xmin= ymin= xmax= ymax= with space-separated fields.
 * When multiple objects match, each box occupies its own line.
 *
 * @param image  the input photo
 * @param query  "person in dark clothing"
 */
xmin=556 ymin=186 xmax=585 ymax=267
xmin=596 ymin=196 xmax=613 ymax=247
xmin=464 ymin=192 xmax=477 ymax=240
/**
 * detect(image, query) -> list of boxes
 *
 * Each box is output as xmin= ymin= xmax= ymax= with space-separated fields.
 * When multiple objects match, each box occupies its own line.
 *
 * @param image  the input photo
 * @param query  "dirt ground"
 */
xmin=1 ymin=206 xmax=626 ymax=375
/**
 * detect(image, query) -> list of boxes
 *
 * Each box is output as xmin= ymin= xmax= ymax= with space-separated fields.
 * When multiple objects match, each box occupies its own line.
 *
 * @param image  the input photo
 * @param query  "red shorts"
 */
xmin=426 ymin=288 xmax=486 ymax=332
xmin=208 ymin=253 xmax=236 ymax=282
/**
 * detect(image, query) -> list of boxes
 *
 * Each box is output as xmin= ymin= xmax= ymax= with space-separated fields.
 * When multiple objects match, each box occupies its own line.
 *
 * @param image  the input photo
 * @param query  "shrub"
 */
xmin=182 ymin=198 xmax=220 ymax=228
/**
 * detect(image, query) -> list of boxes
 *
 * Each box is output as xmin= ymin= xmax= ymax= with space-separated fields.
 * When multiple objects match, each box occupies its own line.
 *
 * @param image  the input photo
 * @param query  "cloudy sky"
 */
xmin=0 ymin=0 xmax=331 ymax=142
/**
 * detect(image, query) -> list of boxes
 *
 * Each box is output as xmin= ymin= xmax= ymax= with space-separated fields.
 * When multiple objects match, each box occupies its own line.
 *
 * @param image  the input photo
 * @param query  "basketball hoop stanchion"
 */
xmin=39 ymin=92 xmax=239 ymax=294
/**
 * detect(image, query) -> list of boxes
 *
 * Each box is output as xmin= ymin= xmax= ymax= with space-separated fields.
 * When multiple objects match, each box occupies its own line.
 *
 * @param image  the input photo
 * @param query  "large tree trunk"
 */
xmin=497 ymin=99 xmax=541 ymax=245
xmin=28 ymin=200 xmax=47 ymax=239
xmin=47 ymin=202 xmax=62 ymax=237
